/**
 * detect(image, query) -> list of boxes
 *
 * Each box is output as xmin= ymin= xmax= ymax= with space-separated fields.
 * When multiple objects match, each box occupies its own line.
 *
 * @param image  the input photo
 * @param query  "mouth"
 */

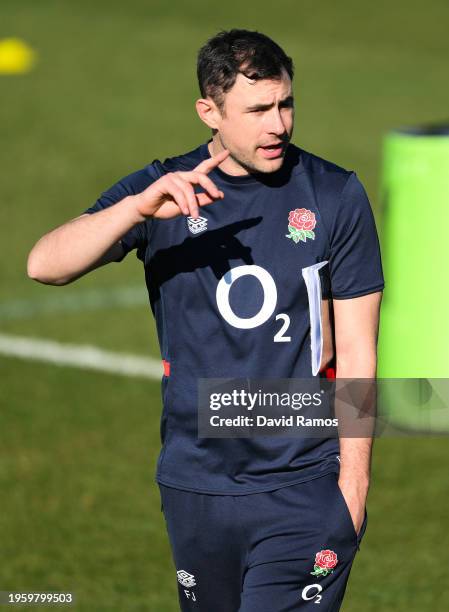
xmin=258 ymin=143 xmax=286 ymax=159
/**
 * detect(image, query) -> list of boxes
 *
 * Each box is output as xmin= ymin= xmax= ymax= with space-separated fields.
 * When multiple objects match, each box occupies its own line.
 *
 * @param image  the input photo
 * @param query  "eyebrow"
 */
xmin=245 ymin=95 xmax=294 ymax=112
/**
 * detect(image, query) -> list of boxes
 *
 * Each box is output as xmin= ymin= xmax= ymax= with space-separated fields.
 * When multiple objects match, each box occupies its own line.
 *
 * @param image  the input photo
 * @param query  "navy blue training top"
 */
xmin=84 ymin=142 xmax=384 ymax=495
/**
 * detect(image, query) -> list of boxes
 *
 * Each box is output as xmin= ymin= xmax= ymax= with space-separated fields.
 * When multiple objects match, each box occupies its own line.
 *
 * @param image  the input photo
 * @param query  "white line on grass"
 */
xmin=0 ymin=285 xmax=148 ymax=320
xmin=0 ymin=333 xmax=162 ymax=379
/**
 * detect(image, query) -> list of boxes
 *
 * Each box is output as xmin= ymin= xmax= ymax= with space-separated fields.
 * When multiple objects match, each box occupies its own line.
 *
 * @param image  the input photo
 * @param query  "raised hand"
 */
xmin=135 ymin=149 xmax=229 ymax=220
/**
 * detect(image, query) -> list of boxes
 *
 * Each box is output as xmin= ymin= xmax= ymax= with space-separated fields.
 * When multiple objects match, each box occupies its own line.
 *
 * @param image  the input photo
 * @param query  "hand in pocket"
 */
xmin=337 ymin=477 xmax=367 ymax=537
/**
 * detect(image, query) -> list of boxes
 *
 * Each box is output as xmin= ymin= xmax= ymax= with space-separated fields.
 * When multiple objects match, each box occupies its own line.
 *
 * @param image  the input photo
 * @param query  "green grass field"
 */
xmin=1 ymin=0 xmax=449 ymax=610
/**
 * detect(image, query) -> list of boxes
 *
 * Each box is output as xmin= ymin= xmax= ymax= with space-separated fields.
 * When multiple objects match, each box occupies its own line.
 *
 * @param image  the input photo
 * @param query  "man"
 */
xmin=28 ymin=29 xmax=383 ymax=611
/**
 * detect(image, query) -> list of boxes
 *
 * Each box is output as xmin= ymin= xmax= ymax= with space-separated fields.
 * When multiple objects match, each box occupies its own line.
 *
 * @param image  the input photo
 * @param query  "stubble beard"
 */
xmin=219 ymin=136 xmax=287 ymax=176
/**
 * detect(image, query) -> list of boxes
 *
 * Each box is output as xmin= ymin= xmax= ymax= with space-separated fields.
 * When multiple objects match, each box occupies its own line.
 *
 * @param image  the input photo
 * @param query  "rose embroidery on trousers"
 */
xmin=310 ymin=549 xmax=338 ymax=577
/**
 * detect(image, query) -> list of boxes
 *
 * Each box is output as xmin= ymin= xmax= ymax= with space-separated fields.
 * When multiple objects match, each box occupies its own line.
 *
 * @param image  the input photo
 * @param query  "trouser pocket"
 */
xmin=356 ymin=509 xmax=368 ymax=550
xmin=333 ymin=473 xmax=368 ymax=550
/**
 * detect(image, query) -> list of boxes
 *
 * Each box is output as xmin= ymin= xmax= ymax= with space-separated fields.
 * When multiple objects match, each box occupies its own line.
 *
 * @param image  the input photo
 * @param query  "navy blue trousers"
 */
xmin=159 ymin=472 xmax=368 ymax=611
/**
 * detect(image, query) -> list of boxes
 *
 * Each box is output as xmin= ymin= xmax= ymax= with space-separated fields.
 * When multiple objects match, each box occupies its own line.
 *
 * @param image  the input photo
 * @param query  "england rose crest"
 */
xmin=310 ymin=549 xmax=338 ymax=577
xmin=286 ymin=208 xmax=316 ymax=243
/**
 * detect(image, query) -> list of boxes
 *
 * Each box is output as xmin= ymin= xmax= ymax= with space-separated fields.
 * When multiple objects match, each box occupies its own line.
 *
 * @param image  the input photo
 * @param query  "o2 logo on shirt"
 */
xmin=216 ymin=265 xmax=291 ymax=343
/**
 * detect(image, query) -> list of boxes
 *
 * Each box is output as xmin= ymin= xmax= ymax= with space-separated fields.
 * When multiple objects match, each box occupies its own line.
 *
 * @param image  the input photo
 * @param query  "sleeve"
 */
xmin=328 ymin=173 xmax=384 ymax=299
xmin=83 ymin=167 xmax=155 ymax=262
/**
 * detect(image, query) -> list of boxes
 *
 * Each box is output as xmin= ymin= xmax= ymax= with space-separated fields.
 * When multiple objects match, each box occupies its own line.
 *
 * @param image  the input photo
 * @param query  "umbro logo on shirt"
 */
xmin=187 ymin=216 xmax=208 ymax=235
xmin=177 ymin=569 xmax=197 ymax=588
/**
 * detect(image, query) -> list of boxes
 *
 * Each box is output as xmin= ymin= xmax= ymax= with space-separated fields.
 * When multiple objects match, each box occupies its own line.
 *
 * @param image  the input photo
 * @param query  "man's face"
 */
xmin=216 ymin=68 xmax=294 ymax=174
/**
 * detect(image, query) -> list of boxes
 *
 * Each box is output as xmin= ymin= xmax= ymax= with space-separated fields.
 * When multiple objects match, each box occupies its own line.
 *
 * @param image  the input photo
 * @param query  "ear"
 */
xmin=196 ymin=97 xmax=222 ymax=130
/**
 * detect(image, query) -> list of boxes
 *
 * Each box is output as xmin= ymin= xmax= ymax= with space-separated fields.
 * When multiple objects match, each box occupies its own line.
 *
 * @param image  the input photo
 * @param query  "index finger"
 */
xmin=194 ymin=148 xmax=229 ymax=174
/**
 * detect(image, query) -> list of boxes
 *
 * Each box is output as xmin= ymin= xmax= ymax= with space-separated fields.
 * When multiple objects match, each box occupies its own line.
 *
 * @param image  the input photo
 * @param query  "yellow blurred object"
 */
xmin=0 ymin=38 xmax=36 ymax=74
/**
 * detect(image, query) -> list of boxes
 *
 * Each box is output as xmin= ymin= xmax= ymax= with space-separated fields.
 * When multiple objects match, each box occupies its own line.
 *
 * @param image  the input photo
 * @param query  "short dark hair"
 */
xmin=197 ymin=29 xmax=294 ymax=110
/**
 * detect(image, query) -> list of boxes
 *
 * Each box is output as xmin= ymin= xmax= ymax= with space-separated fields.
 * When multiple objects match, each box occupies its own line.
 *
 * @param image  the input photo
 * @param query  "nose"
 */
xmin=266 ymin=107 xmax=286 ymax=136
